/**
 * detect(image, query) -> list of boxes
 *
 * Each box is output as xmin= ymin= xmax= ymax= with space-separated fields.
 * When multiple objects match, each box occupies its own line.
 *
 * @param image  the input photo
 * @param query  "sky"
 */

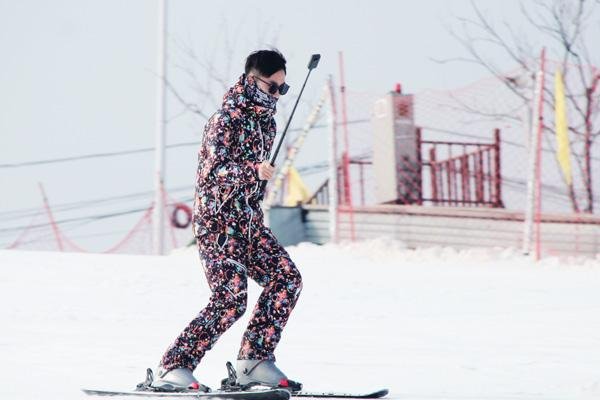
xmin=0 ymin=0 xmax=597 ymax=251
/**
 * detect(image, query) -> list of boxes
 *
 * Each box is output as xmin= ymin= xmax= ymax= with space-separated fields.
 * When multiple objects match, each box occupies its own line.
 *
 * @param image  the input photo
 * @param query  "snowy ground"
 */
xmin=1 ymin=239 xmax=600 ymax=400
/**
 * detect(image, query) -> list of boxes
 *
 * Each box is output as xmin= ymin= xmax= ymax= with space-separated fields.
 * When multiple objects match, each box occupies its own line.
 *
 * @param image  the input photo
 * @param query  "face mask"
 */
xmin=244 ymin=75 xmax=278 ymax=110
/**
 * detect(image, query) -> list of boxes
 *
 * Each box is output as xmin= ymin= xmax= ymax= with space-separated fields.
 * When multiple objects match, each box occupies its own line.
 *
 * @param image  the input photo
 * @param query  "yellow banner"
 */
xmin=284 ymin=166 xmax=311 ymax=206
xmin=554 ymin=69 xmax=572 ymax=185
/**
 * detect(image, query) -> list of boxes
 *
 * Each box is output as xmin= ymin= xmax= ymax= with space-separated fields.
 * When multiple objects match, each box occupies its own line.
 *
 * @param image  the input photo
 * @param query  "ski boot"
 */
xmin=136 ymin=366 xmax=211 ymax=393
xmin=234 ymin=360 xmax=302 ymax=392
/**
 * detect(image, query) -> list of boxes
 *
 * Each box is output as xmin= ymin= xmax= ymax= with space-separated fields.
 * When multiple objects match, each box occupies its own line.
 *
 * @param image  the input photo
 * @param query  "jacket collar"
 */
xmin=221 ymin=74 xmax=277 ymax=121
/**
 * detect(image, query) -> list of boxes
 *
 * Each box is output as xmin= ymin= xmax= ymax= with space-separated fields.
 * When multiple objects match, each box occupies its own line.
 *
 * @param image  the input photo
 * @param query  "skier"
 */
xmin=150 ymin=49 xmax=303 ymax=393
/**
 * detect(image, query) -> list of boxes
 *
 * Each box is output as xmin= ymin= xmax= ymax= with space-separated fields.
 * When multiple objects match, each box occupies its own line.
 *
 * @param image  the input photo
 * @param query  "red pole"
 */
xmin=38 ymin=183 xmax=64 ymax=252
xmin=430 ymin=147 xmax=438 ymax=204
xmin=467 ymin=154 xmax=473 ymax=205
xmin=476 ymin=148 xmax=484 ymax=203
xmin=338 ymin=51 xmax=355 ymax=240
xmin=446 ymin=160 xmax=453 ymax=206
xmin=460 ymin=155 xmax=469 ymax=205
xmin=486 ymin=148 xmax=492 ymax=205
xmin=493 ymin=129 xmax=502 ymax=207
xmin=454 ymin=159 xmax=460 ymax=205
xmin=416 ymin=127 xmax=423 ymax=205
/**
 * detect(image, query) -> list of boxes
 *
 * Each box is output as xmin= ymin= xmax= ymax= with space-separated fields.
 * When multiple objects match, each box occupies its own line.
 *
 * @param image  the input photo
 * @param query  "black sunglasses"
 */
xmin=254 ymin=75 xmax=290 ymax=96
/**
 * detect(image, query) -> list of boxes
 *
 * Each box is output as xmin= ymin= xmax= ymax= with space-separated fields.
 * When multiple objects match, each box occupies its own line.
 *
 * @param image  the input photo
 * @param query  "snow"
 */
xmin=1 ymin=239 xmax=600 ymax=400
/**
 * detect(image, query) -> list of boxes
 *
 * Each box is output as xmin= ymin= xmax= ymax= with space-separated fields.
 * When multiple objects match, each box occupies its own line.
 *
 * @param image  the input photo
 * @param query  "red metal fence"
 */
xmin=308 ymin=128 xmax=503 ymax=208
xmin=423 ymin=128 xmax=503 ymax=207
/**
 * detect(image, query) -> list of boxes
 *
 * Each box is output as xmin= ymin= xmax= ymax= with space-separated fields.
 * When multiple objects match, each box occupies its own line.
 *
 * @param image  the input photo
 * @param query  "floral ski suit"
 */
xmin=160 ymin=74 xmax=303 ymax=372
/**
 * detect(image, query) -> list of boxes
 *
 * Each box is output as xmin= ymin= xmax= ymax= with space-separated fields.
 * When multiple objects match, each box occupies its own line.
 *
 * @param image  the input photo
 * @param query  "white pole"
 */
xmin=153 ymin=0 xmax=167 ymax=255
xmin=327 ymin=76 xmax=338 ymax=243
xmin=522 ymin=53 xmax=543 ymax=255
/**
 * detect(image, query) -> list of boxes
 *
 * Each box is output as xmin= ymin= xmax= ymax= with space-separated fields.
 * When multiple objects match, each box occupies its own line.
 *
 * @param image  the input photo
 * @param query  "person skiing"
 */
xmin=149 ymin=49 xmax=303 ymax=393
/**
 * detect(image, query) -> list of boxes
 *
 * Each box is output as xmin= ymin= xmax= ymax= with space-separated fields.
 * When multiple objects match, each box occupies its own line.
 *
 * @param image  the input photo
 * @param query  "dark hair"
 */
xmin=245 ymin=49 xmax=287 ymax=77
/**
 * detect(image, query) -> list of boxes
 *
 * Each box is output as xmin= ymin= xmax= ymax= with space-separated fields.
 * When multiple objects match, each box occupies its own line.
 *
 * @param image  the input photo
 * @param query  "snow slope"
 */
xmin=1 ymin=239 xmax=600 ymax=400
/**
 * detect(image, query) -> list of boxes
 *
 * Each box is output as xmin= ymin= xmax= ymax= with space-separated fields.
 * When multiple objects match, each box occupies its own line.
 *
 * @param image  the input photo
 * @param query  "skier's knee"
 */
xmin=233 ymin=294 xmax=248 ymax=318
xmin=289 ymin=264 xmax=301 ymax=282
xmin=213 ymin=288 xmax=248 ymax=320
xmin=293 ymin=271 xmax=303 ymax=299
xmin=228 ymin=291 xmax=248 ymax=319
xmin=286 ymin=267 xmax=303 ymax=300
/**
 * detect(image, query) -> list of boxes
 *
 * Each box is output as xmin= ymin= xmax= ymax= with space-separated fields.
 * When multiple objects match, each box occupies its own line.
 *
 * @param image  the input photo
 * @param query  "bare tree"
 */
xmin=164 ymin=16 xmax=300 ymax=130
xmin=444 ymin=0 xmax=600 ymax=213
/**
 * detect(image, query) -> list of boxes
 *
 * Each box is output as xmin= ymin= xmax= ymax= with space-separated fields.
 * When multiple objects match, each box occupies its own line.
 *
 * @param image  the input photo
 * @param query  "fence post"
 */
xmin=493 ymin=129 xmax=502 ymax=207
xmin=475 ymin=149 xmax=484 ymax=203
xmin=416 ymin=127 xmax=423 ymax=205
xmin=447 ymin=160 xmax=454 ymax=205
xmin=460 ymin=155 xmax=469 ymax=205
xmin=429 ymin=147 xmax=438 ymax=204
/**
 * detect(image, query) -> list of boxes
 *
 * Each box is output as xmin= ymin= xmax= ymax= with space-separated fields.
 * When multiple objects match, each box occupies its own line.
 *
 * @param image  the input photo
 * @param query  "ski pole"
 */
xmin=261 ymin=54 xmax=321 ymax=192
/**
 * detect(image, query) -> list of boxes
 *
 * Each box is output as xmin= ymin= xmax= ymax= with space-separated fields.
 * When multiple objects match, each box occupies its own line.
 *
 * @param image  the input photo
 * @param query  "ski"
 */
xmin=292 ymin=389 xmax=389 ymax=399
xmin=82 ymin=364 xmax=387 ymax=400
xmin=82 ymin=388 xmax=291 ymax=399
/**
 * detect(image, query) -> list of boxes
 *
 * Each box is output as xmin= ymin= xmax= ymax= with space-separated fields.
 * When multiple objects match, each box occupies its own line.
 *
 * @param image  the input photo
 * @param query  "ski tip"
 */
xmin=371 ymin=389 xmax=389 ymax=398
xmin=81 ymin=389 xmax=108 ymax=396
xmin=292 ymin=388 xmax=389 ymax=399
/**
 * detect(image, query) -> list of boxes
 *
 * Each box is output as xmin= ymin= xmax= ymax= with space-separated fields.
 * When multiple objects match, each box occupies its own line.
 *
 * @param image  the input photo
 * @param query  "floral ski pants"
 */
xmin=160 ymin=225 xmax=303 ymax=372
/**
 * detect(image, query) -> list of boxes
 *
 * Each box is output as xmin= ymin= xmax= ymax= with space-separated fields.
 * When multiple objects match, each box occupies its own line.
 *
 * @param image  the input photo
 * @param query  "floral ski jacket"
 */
xmin=192 ymin=74 xmax=277 ymax=241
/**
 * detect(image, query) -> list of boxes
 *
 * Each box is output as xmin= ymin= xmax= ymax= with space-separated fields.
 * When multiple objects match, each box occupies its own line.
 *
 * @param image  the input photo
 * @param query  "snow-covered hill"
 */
xmin=1 ymin=239 xmax=599 ymax=400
